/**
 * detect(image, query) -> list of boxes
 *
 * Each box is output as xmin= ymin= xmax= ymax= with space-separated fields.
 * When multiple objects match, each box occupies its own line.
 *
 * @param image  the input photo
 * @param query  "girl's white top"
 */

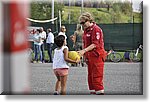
xmin=53 ymin=46 xmax=69 ymax=69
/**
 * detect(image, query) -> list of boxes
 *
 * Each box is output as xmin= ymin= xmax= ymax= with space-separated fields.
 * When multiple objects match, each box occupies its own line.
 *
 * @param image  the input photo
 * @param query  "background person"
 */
xmin=70 ymin=24 xmax=84 ymax=51
xmin=77 ymin=12 xmax=107 ymax=95
xmin=46 ymin=28 xmax=54 ymax=63
xmin=70 ymin=24 xmax=84 ymax=66
xmin=58 ymin=25 xmax=67 ymax=39
xmin=40 ymin=27 xmax=47 ymax=63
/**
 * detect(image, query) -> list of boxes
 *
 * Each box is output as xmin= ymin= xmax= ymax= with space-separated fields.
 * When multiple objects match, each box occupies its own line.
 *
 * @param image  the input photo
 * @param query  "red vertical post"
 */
xmin=3 ymin=1 xmax=30 ymax=94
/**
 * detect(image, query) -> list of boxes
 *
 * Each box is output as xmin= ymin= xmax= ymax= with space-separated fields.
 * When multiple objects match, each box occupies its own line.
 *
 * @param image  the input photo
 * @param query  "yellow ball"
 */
xmin=68 ymin=51 xmax=80 ymax=61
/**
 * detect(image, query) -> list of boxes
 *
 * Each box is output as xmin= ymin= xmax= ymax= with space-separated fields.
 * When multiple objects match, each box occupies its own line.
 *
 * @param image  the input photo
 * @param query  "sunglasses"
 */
xmin=62 ymin=28 xmax=66 ymax=29
xmin=80 ymin=21 xmax=87 ymax=25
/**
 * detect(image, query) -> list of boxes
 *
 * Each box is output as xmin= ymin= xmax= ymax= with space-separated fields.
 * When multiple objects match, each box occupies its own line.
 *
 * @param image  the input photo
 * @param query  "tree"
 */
xmin=121 ymin=0 xmax=132 ymax=16
xmin=105 ymin=0 xmax=113 ymax=11
xmin=30 ymin=1 xmax=64 ymax=20
xmin=70 ymin=11 xmax=81 ymax=24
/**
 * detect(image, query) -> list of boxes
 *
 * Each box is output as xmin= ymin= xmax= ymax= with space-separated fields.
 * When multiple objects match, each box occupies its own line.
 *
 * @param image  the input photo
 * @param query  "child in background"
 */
xmin=53 ymin=35 xmax=80 ymax=95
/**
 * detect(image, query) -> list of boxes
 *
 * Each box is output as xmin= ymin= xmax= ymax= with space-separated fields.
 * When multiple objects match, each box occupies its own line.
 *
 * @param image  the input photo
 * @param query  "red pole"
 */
xmin=3 ymin=1 xmax=30 ymax=94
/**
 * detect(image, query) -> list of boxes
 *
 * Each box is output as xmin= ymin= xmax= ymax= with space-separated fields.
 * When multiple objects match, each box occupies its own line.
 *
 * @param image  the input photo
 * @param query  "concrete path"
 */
xmin=30 ymin=62 xmax=143 ymax=95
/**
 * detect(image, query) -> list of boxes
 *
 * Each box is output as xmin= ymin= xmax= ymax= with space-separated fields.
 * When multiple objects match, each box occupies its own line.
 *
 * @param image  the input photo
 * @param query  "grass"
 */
xmin=31 ymin=51 xmax=52 ymax=61
xmin=31 ymin=50 xmax=143 ymax=62
xmin=62 ymin=6 xmax=142 ymax=24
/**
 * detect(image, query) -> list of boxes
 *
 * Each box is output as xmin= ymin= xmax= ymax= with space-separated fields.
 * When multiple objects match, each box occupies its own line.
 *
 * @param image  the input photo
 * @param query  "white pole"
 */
xmin=81 ymin=0 xmax=84 ymax=14
xmin=68 ymin=0 xmax=70 ymax=24
xmin=131 ymin=0 xmax=133 ymax=23
xmin=59 ymin=10 xmax=61 ymax=28
xmin=52 ymin=0 xmax=54 ymax=24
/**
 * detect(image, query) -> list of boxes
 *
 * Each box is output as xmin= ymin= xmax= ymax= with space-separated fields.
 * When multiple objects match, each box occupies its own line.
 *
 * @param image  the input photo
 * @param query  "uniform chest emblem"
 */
xmin=86 ymin=34 xmax=91 ymax=37
xmin=96 ymin=32 xmax=100 ymax=39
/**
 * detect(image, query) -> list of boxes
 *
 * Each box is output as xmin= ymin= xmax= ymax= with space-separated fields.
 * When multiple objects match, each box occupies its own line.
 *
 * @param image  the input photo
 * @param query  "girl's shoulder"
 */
xmin=62 ymin=46 xmax=68 ymax=50
xmin=54 ymin=46 xmax=68 ymax=52
xmin=54 ymin=48 xmax=60 ymax=52
xmin=62 ymin=46 xmax=68 ymax=49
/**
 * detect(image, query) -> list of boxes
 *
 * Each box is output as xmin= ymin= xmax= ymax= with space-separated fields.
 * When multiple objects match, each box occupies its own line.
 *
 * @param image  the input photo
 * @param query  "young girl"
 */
xmin=53 ymin=35 xmax=80 ymax=95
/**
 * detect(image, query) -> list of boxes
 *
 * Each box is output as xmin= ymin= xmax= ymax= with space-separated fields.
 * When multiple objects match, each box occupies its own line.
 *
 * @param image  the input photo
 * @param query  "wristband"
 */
xmin=84 ymin=49 xmax=87 ymax=53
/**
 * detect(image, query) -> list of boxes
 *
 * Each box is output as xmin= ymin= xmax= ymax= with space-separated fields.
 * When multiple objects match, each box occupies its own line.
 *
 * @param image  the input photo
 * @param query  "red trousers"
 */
xmin=86 ymin=54 xmax=104 ymax=91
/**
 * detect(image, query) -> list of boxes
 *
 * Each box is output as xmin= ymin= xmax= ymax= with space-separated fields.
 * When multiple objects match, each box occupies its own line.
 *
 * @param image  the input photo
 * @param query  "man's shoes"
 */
xmin=90 ymin=92 xmax=96 ymax=95
xmin=38 ymin=61 xmax=42 ymax=63
xmin=33 ymin=61 xmax=37 ymax=63
xmin=53 ymin=92 xmax=59 ymax=95
xmin=48 ymin=60 xmax=53 ymax=63
xmin=96 ymin=93 xmax=104 ymax=95
xmin=95 ymin=90 xmax=104 ymax=95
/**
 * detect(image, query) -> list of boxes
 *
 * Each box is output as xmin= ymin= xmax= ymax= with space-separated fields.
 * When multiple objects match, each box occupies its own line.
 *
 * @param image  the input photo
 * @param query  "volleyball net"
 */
xmin=26 ymin=17 xmax=57 ymax=23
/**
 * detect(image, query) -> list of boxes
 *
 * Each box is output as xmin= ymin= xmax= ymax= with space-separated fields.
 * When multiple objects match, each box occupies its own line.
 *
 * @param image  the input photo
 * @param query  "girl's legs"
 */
xmin=54 ymin=76 xmax=61 ymax=94
xmin=60 ymin=75 xmax=67 ymax=95
xmin=54 ymin=69 xmax=68 ymax=95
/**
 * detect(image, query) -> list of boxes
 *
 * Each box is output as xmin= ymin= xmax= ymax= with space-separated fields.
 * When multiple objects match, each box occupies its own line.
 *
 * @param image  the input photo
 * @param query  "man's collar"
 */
xmin=85 ymin=22 xmax=96 ymax=31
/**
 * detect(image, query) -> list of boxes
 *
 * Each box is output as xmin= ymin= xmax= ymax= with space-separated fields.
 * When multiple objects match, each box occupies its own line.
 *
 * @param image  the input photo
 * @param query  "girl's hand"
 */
xmin=75 ymin=58 xmax=80 ymax=63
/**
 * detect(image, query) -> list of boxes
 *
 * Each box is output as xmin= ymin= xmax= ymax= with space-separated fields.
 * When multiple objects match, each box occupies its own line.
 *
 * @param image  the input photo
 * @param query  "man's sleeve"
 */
xmin=92 ymin=27 xmax=104 ymax=49
xmin=44 ymin=32 xmax=47 ymax=39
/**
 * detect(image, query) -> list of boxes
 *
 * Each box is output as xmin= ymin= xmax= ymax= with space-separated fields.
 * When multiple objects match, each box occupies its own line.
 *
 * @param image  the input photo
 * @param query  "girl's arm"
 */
xmin=63 ymin=48 xmax=80 ymax=63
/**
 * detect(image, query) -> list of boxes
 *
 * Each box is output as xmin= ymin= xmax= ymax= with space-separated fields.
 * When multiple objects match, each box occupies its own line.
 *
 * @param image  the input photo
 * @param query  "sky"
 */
xmin=90 ymin=0 xmax=143 ymax=12
xmin=81 ymin=0 xmax=143 ymax=12
xmin=122 ymin=0 xmax=143 ymax=12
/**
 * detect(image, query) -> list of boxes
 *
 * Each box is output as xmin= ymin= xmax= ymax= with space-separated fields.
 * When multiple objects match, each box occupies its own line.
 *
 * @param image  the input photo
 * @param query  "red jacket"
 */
xmin=83 ymin=23 xmax=107 ymax=61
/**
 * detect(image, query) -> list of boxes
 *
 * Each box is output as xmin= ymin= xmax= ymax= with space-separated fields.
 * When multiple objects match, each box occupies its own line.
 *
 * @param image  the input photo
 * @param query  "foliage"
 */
xmin=30 ymin=1 xmax=142 ymax=24
xmin=30 ymin=1 xmax=64 ymax=20
xmin=121 ymin=0 xmax=132 ymax=15
xmin=112 ymin=1 xmax=132 ymax=16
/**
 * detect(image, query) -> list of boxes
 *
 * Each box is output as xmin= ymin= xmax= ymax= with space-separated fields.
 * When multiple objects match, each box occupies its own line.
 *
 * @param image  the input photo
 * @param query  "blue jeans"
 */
xmin=47 ymin=43 xmax=53 ymax=62
xmin=41 ymin=43 xmax=45 ymax=62
xmin=34 ymin=44 xmax=42 ymax=62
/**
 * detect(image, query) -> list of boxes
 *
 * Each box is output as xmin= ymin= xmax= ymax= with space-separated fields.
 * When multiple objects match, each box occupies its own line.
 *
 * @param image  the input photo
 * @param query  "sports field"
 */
xmin=30 ymin=62 xmax=143 ymax=95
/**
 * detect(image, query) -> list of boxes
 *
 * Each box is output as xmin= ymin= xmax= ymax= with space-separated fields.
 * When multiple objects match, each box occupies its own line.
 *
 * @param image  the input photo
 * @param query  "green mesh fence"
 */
xmin=30 ymin=23 xmax=143 ymax=51
xmin=100 ymin=23 xmax=143 ymax=51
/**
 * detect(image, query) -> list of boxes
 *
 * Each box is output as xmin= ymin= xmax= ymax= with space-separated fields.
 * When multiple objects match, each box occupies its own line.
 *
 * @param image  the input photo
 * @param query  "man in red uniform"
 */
xmin=78 ymin=12 xmax=107 ymax=95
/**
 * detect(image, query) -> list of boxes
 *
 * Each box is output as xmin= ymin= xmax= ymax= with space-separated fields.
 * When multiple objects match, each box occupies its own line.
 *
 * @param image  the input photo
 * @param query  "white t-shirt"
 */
xmin=46 ymin=32 xmax=54 ymax=44
xmin=58 ymin=32 xmax=67 ymax=39
xmin=40 ymin=31 xmax=46 ymax=44
xmin=53 ymin=46 xmax=69 ymax=69
xmin=33 ymin=34 xmax=42 ymax=45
